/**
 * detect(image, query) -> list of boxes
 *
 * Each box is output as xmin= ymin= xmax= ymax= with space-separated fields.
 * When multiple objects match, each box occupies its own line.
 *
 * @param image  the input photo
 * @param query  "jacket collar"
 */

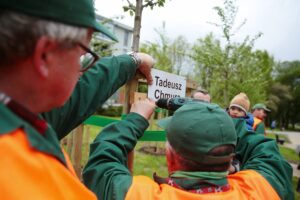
xmin=0 ymin=93 xmax=67 ymax=166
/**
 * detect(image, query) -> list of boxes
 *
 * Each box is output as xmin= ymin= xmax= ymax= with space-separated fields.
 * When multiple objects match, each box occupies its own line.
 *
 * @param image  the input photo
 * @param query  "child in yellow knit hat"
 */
xmin=228 ymin=93 xmax=253 ymax=174
xmin=229 ymin=92 xmax=250 ymax=118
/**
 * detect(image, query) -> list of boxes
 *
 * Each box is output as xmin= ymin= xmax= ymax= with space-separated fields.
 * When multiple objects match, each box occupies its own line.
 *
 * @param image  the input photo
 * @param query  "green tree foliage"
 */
xmin=191 ymin=0 xmax=272 ymax=107
xmin=191 ymin=33 xmax=223 ymax=94
xmin=140 ymin=23 xmax=191 ymax=75
xmin=90 ymin=37 xmax=114 ymax=57
xmin=267 ymin=82 xmax=292 ymax=128
xmin=90 ymin=17 xmax=117 ymax=57
xmin=123 ymin=0 xmax=166 ymax=15
xmin=270 ymin=61 xmax=300 ymax=129
xmin=140 ymin=24 xmax=172 ymax=72
xmin=169 ymin=36 xmax=191 ymax=75
xmin=123 ymin=0 xmax=167 ymax=50
xmin=267 ymin=83 xmax=292 ymax=113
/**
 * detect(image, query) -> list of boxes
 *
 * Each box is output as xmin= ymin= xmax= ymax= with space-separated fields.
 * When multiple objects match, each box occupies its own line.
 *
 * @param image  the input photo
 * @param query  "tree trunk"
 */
xmin=132 ymin=0 xmax=143 ymax=51
xmin=126 ymin=0 xmax=144 ymax=174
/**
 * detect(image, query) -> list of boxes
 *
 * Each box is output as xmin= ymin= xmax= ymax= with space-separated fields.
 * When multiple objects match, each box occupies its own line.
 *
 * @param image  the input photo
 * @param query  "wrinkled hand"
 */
xmin=136 ymin=52 xmax=155 ymax=85
xmin=130 ymin=99 xmax=156 ymax=120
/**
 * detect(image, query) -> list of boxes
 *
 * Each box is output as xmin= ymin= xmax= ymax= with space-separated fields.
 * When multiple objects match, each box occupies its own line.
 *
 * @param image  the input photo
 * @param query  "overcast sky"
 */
xmin=95 ymin=0 xmax=300 ymax=62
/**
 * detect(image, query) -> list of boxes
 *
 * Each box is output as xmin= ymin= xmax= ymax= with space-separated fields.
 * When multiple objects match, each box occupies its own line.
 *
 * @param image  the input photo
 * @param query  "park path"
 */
xmin=269 ymin=130 xmax=300 ymax=177
xmin=279 ymin=131 xmax=300 ymax=150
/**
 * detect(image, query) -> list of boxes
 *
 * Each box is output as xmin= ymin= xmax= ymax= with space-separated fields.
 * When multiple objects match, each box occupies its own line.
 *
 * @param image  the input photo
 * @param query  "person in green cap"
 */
xmin=191 ymin=88 xmax=211 ymax=102
xmin=0 ymin=0 xmax=154 ymax=199
xmin=83 ymin=99 xmax=293 ymax=200
xmin=252 ymin=103 xmax=271 ymax=135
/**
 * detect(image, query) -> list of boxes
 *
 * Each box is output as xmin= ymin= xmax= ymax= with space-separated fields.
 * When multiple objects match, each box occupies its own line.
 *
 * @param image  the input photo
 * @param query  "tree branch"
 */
xmin=126 ymin=0 xmax=135 ymax=11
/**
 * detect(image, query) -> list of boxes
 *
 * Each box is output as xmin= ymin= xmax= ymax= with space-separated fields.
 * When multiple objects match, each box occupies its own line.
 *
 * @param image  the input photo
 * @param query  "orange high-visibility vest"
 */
xmin=0 ymin=129 xmax=97 ymax=200
xmin=253 ymin=117 xmax=262 ymax=131
xmin=125 ymin=170 xmax=280 ymax=200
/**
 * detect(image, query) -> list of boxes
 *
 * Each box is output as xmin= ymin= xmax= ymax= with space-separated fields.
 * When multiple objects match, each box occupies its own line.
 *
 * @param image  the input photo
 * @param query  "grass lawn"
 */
xmin=134 ymin=142 xmax=168 ymax=177
xmin=266 ymin=132 xmax=290 ymax=142
xmin=293 ymin=177 xmax=300 ymax=199
xmin=266 ymin=132 xmax=299 ymax=164
xmin=278 ymin=146 xmax=299 ymax=164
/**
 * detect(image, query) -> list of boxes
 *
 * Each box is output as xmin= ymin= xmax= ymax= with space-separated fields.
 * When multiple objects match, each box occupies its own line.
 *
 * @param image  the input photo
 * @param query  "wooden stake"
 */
xmin=72 ymin=124 xmax=84 ymax=178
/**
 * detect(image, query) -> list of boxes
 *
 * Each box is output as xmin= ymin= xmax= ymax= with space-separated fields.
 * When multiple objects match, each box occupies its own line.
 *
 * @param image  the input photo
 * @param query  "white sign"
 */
xmin=148 ymin=68 xmax=186 ymax=101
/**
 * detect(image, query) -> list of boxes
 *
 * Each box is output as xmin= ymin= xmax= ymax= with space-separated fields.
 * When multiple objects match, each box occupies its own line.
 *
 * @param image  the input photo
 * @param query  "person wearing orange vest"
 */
xmin=252 ymin=103 xmax=271 ymax=135
xmin=83 ymin=100 xmax=293 ymax=200
xmin=0 ymin=0 xmax=155 ymax=199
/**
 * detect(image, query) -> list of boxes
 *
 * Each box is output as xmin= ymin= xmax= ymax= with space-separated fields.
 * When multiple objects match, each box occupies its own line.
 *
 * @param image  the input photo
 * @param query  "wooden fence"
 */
xmin=61 ymin=113 xmax=167 ymax=178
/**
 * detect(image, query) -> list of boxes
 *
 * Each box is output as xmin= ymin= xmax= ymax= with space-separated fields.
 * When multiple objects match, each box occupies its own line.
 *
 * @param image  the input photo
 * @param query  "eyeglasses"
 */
xmin=77 ymin=43 xmax=99 ymax=72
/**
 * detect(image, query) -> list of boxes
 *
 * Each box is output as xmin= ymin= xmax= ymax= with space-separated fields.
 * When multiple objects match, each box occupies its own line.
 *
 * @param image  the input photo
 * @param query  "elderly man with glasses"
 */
xmin=0 ymin=0 xmax=154 ymax=199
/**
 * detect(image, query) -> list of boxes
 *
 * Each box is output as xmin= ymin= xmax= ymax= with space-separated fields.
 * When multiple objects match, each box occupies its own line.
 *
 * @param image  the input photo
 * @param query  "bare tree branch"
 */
xmin=126 ymin=0 xmax=133 ymax=6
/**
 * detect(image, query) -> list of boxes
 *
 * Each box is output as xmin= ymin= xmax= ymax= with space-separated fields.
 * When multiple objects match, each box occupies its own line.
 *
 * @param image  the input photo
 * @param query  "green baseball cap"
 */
xmin=252 ymin=103 xmax=271 ymax=112
xmin=157 ymin=102 xmax=237 ymax=164
xmin=0 ymin=0 xmax=118 ymax=41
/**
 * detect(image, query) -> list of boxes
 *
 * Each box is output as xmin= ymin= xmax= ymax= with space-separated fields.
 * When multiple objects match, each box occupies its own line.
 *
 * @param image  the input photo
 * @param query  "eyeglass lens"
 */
xmin=80 ymin=53 xmax=94 ymax=71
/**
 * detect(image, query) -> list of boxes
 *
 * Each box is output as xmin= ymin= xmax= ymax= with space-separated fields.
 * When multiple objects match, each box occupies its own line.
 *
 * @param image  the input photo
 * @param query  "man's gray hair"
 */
xmin=191 ymin=88 xmax=209 ymax=97
xmin=0 ymin=10 xmax=88 ymax=66
xmin=165 ymin=141 xmax=234 ymax=171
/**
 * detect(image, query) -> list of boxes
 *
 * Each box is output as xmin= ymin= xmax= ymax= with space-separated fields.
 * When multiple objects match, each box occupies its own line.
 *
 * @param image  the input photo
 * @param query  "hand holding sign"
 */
xmin=136 ymin=52 xmax=155 ymax=85
xmin=130 ymin=98 xmax=156 ymax=120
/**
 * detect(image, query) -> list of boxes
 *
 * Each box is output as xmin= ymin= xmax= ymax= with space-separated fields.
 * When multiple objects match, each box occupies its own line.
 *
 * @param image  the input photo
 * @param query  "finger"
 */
xmin=144 ymin=72 xmax=153 ymax=85
xmin=147 ymin=98 xmax=156 ymax=105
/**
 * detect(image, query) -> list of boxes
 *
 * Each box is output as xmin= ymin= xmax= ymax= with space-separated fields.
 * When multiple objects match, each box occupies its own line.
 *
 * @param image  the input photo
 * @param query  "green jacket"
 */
xmin=253 ymin=117 xmax=266 ymax=135
xmin=0 ymin=55 xmax=137 ymax=198
xmin=255 ymin=121 xmax=266 ymax=135
xmin=83 ymin=115 xmax=294 ymax=200
xmin=233 ymin=118 xmax=293 ymax=199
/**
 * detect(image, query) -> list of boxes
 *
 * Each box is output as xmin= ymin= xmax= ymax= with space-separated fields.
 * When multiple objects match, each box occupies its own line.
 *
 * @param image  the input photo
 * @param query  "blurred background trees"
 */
xmin=269 ymin=61 xmax=300 ymax=129
xmin=138 ymin=0 xmax=300 ymax=129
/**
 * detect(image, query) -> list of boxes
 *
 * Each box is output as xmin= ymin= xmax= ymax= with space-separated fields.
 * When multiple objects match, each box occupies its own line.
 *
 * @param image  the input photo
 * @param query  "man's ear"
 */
xmin=33 ymin=36 xmax=57 ymax=78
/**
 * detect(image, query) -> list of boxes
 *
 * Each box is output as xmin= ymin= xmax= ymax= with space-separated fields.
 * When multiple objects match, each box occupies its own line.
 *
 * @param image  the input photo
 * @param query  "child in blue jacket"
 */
xmin=228 ymin=92 xmax=254 ymax=131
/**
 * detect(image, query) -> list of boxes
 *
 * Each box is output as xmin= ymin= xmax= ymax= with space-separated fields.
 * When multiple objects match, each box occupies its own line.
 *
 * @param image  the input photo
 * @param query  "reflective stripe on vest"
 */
xmin=126 ymin=170 xmax=280 ymax=200
xmin=253 ymin=117 xmax=262 ymax=131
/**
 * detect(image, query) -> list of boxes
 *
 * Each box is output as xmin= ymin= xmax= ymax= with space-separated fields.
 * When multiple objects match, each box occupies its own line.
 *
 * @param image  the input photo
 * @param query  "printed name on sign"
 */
xmin=154 ymin=90 xmax=180 ymax=99
xmin=148 ymin=69 xmax=186 ymax=101
xmin=155 ymin=76 xmax=182 ymax=90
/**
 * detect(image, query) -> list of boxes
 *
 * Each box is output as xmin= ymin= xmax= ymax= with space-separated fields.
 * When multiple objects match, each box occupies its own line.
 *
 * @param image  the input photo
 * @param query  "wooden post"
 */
xmin=124 ymin=80 xmax=147 ymax=173
xmin=150 ymin=112 xmax=155 ymax=130
xmin=72 ymin=124 xmax=84 ymax=178
xmin=186 ymin=79 xmax=198 ymax=97
xmin=124 ymin=78 xmax=139 ymax=174
xmin=60 ymin=136 xmax=68 ymax=146
xmin=66 ymin=132 xmax=74 ymax=156
xmin=84 ymin=126 xmax=90 ymax=160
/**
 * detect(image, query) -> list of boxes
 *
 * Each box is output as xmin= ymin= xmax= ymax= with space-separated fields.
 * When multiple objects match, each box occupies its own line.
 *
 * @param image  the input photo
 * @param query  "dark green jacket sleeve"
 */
xmin=82 ymin=112 xmax=149 ymax=200
xmin=255 ymin=122 xmax=265 ymax=135
xmin=42 ymin=55 xmax=137 ymax=140
xmin=233 ymin=118 xmax=294 ymax=200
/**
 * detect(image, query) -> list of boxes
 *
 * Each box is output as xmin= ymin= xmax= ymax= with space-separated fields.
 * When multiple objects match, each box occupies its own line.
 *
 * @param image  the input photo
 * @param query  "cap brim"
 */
xmin=230 ymin=104 xmax=247 ymax=114
xmin=94 ymin=22 xmax=118 ymax=42
xmin=156 ymin=116 xmax=172 ymax=129
xmin=264 ymin=108 xmax=271 ymax=112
